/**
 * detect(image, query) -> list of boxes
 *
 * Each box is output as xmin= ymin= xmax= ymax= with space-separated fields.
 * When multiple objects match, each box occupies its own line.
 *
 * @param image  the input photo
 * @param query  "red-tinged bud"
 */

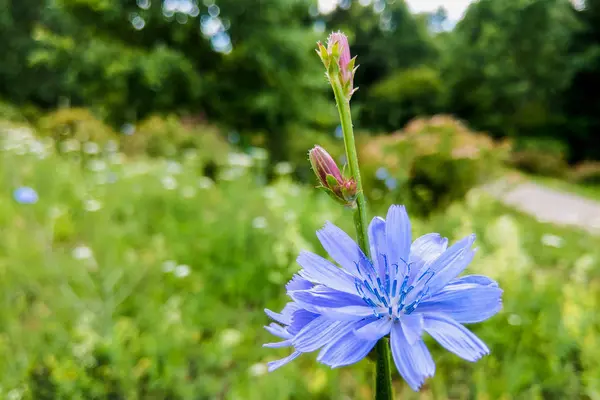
xmin=309 ymin=145 xmax=342 ymax=185
xmin=309 ymin=145 xmax=357 ymax=207
xmin=326 ymin=31 xmax=358 ymax=99
xmin=327 ymin=32 xmax=352 ymax=86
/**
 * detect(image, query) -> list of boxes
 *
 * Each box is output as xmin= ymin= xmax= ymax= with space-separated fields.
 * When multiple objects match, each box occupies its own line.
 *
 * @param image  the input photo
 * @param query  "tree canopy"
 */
xmin=1 ymin=0 xmax=599 ymax=161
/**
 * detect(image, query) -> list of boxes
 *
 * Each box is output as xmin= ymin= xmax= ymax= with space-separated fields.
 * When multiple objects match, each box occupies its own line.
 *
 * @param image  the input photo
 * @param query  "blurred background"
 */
xmin=1 ymin=0 xmax=600 ymax=398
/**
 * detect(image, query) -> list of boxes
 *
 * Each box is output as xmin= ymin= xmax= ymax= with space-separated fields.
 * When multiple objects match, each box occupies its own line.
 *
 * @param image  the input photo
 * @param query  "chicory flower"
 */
xmin=265 ymin=205 xmax=502 ymax=391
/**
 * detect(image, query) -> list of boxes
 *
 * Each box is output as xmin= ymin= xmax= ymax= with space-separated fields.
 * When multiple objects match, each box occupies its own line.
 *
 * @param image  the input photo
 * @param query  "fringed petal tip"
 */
xmin=267 ymin=351 xmax=302 ymax=372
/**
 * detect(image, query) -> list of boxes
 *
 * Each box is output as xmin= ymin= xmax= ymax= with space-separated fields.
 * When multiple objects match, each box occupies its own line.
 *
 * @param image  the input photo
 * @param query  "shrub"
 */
xmin=120 ymin=114 xmax=230 ymax=168
xmin=0 ymin=100 xmax=27 ymax=122
xmin=569 ymin=162 xmax=600 ymax=185
xmin=362 ymin=66 xmax=445 ymax=131
xmin=510 ymin=137 xmax=569 ymax=177
xmin=360 ymin=115 xmax=509 ymax=214
xmin=38 ymin=108 xmax=117 ymax=147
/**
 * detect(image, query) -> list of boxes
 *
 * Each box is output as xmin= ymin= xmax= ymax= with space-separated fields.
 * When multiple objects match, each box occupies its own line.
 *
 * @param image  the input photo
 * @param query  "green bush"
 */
xmin=0 ymin=100 xmax=27 ymax=122
xmin=360 ymin=115 xmax=509 ymax=215
xmin=362 ymin=66 xmax=445 ymax=131
xmin=121 ymin=115 xmax=230 ymax=167
xmin=38 ymin=108 xmax=117 ymax=146
xmin=570 ymin=162 xmax=600 ymax=185
xmin=510 ymin=137 xmax=569 ymax=177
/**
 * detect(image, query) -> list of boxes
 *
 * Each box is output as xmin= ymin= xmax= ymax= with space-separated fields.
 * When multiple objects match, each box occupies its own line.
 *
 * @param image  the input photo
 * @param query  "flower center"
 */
xmin=354 ymin=256 xmax=434 ymax=320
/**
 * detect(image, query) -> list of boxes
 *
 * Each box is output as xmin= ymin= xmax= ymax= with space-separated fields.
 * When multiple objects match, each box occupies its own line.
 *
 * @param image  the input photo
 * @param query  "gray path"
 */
xmin=484 ymin=180 xmax=600 ymax=235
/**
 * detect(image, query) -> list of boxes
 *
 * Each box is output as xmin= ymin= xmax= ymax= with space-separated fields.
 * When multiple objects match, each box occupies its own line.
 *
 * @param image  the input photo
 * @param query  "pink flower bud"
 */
xmin=327 ymin=32 xmax=352 ymax=85
xmin=326 ymin=31 xmax=357 ymax=98
xmin=309 ymin=145 xmax=343 ymax=185
xmin=309 ymin=145 xmax=357 ymax=206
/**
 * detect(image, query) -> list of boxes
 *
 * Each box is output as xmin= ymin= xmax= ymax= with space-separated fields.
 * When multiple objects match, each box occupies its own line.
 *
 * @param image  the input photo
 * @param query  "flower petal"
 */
xmin=428 ymin=251 xmax=476 ymax=295
xmin=286 ymin=274 xmax=313 ymax=291
xmin=417 ymin=279 xmax=503 ymax=323
xmin=297 ymin=251 xmax=358 ymax=294
xmin=268 ymin=351 xmax=302 ymax=372
xmin=448 ymin=274 xmax=498 ymax=287
xmin=386 ymin=205 xmax=412 ymax=280
xmin=316 ymin=222 xmax=375 ymax=278
xmin=423 ymin=313 xmax=489 ymax=362
xmin=289 ymin=285 xmax=365 ymax=309
xmin=428 ymin=234 xmax=475 ymax=274
xmin=390 ymin=323 xmax=435 ymax=392
xmin=264 ymin=322 xmax=291 ymax=339
xmin=409 ymin=233 xmax=448 ymax=282
xmin=289 ymin=285 xmax=374 ymax=320
xmin=292 ymin=316 xmax=359 ymax=352
xmin=411 ymin=233 xmax=448 ymax=263
xmin=318 ymin=330 xmax=377 ymax=368
xmin=263 ymin=339 xmax=292 ymax=348
xmin=400 ymin=314 xmax=424 ymax=345
xmin=354 ymin=317 xmax=392 ymax=340
xmin=312 ymin=305 xmax=378 ymax=321
xmin=425 ymin=235 xmax=477 ymax=295
xmin=368 ymin=217 xmax=388 ymax=280
xmin=264 ymin=302 xmax=300 ymax=325
xmin=288 ymin=308 xmax=320 ymax=335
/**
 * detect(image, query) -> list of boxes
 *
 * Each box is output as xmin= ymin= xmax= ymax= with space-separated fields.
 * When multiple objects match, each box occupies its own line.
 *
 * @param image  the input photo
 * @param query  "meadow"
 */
xmin=1 ymin=119 xmax=599 ymax=400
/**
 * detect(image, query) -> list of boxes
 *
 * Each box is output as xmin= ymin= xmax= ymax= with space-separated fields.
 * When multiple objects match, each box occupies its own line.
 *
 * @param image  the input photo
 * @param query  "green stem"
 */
xmin=330 ymin=75 xmax=393 ymax=400
xmin=330 ymin=75 xmax=369 ymax=250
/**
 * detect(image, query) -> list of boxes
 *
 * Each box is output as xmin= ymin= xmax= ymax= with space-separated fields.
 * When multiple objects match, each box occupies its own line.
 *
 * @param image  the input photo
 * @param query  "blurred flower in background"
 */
xmin=13 ymin=187 xmax=38 ymax=204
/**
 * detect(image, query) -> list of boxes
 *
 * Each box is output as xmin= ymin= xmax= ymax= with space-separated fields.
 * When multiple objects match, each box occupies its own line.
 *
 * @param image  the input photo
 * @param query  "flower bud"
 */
xmin=309 ymin=145 xmax=357 ymax=207
xmin=328 ymin=32 xmax=352 ymax=85
xmin=316 ymin=31 xmax=358 ymax=99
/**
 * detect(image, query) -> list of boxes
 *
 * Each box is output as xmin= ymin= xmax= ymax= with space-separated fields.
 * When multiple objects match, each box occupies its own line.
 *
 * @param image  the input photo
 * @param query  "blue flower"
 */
xmin=375 ymin=167 xmax=389 ymax=181
xmin=13 ymin=187 xmax=39 ymax=204
xmin=264 ymin=205 xmax=502 ymax=391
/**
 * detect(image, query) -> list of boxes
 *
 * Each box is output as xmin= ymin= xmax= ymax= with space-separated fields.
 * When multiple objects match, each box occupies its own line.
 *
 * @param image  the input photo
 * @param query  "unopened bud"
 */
xmin=328 ymin=32 xmax=351 ymax=83
xmin=325 ymin=31 xmax=358 ymax=99
xmin=309 ymin=145 xmax=357 ymax=207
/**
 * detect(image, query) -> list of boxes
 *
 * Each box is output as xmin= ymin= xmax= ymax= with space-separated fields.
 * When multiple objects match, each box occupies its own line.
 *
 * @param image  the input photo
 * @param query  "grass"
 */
xmin=1 ymin=124 xmax=599 ymax=399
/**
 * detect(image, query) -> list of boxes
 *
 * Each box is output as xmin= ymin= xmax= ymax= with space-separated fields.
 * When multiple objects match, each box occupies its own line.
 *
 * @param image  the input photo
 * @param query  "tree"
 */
xmin=561 ymin=0 xmax=600 ymax=160
xmin=442 ymin=0 xmax=578 ymax=141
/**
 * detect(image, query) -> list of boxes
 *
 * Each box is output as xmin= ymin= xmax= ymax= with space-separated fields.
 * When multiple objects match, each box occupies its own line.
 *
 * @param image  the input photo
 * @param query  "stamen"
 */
xmin=354 ymin=280 xmax=364 ymax=296
xmin=380 ymin=294 xmax=388 ymax=308
xmin=404 ymin=287 xmax=430 ymax=315
xmin=363 ymin=280 xmax=374 ymax=295
xmin=385 ymin=275 xmax=391 ymax=297
xmin=354 ymin=261 xmax=363 ymax=277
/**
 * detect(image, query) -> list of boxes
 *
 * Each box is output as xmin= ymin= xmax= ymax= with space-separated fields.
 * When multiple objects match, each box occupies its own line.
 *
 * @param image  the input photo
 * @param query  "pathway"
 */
xmin=483 ymin=179 xmax=600 ymax=235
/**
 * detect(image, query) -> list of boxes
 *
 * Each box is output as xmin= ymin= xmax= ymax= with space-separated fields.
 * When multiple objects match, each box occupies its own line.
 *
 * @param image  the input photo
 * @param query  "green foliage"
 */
xmin=360 ymin=115 xmax=508 ymax=215
xmin=570 ymin=162 xmax=600 ymax=185
xmin=37 ymin=107 xmax=117 ymax=146
xmin=0 ymin=99 xmax=27 ymax=122
xmin=511 ymin=137 xmax=569 ymax=177
xmin=362 ymin=66 xmax=445 ymax=130
xmin=48 ymin=0 xmax=331 ymax=160
xmin=3 ymin=0 xmax=600 ymax=164
xmin=560 ymin=0 xmax=600 ymax=160
xmin=121 ymin=115 xmax=230 ymax=166
xmin=2 ymin=121 xmax=600 ymax=398
xmin=443 ymin=0 xmax=578 ymax=139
